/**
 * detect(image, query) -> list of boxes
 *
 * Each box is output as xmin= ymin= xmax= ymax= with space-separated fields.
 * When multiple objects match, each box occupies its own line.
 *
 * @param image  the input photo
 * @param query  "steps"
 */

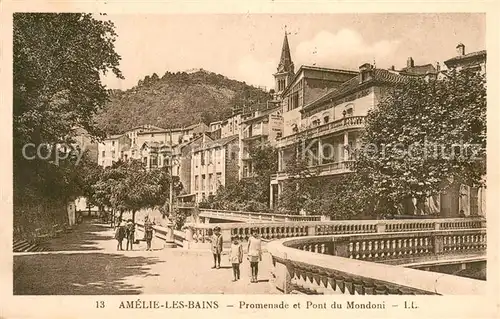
xmin=13 ymin=239 xmax=47 ymax=253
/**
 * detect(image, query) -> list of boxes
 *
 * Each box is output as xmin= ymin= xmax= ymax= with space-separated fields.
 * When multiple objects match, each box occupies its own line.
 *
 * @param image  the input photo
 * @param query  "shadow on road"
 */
xmin=14 ymin=252 xmax=165 ymax=295
xmin=43 ymin=222 xmax=112 ymax=251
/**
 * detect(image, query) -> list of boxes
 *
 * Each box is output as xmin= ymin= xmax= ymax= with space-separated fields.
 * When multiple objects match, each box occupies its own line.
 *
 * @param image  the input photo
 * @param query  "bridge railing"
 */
xmin=186 ymin=217 xmax=486 ymax=246
xmin=267 ymin=228 xmax=487 ymax=295
xmin=198 ymin=209 xmax=324 ymax=222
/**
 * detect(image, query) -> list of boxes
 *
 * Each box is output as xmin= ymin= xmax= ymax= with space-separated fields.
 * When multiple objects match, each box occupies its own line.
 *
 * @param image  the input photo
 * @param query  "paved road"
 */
xmin=13 ymin=222 xmax=279 ymax=295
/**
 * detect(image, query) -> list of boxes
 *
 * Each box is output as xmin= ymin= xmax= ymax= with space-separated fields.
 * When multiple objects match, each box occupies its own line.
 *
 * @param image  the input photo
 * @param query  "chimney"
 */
xmin=359 ymin=63 xmax=374 ymax=83
xmin=456 ymin=43 xmax=465 ymax=56
xmin=407 ymin=57 xmax=414 ymax=68
xmin=390 ymin=65 xmax=395 ymax=71
xmin=436 ymin=62 xmax=441 ymax=72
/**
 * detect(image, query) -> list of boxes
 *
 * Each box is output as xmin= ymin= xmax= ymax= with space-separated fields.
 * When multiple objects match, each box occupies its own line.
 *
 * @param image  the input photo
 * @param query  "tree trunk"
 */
xmin=110 ymin=208 xmax=114 ymax=228
xmin=119 ymin=209 xmax=123 ymax=223
xmin=132 ymin=210 xmax=136 ymax=223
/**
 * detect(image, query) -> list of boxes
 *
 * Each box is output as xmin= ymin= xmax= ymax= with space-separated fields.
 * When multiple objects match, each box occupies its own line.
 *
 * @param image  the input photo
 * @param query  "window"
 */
xmin=324 ymin=115 xmax=330 ymax=123
xmin=209 ymin=174 xmax=213 ymax=191
xmin=112 ymin=141 xmax=115 ymax=146
xmin=292 ymin=92 xmax=299 ymax=110
xmin=102 ymin=151 xmax=105 ymax=157
xmin=194 ymin=176 xmax=199 ymax=191
xmin=202 ymin=175 xmax=206 ymax=190
xmin=201 ymin=151 xmax=205 ymax=166
xmin=111 ymin=150 xmax=116 ymax=158
xmin=231 ymin=152 xmax=236 ymax=160
xmin=216 ymin=173 xmax=222 ymax=186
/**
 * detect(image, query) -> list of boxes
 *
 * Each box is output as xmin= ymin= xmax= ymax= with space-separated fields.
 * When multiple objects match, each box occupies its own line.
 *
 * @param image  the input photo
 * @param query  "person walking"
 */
xmin=247 ymin=228 xmax=262 ymax=283
xmin=144 ymin=216 xmax=155 ymax=251
xmin=115 ymin=220 xmax=126 ymax=251
xmin=211 ymin=226 xmax=223 ymax=269
xmin=125 ymin=219 xmax=135 ymax=251
xmin=229 ymin=236 xmax=243 ymax=281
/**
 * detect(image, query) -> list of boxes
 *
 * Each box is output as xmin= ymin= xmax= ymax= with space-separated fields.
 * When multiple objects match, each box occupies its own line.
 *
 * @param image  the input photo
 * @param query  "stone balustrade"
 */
xmin=186 ymin=217 xmax=485 ymax=246
xmin=267 ymin=227 xmax=487 ymax=295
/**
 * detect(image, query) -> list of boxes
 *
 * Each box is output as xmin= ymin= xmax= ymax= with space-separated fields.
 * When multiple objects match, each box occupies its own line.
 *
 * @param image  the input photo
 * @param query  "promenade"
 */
xmin=13 ymin=222 xmax=278 ymax=295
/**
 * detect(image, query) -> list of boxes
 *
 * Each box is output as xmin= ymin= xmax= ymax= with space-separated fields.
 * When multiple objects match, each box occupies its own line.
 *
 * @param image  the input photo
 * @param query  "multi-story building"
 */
xmin=270 ymin=63 xmax=407 ymax=207
xmin=220 ymin=111 xmax=242 ymax=138
xmin=191 ymin=135 xmax=240 ymax=202
xmin=274 ymin=33 xmax=358 ymax=138
xmin=97 ymin=134 xmax=132 ymax=167
xmin=125 ymin=124 xmax=165 ymax=148
xmin=172 ymin=133 xmax=214 ymax=200
xmin=240 ymin=106 xmax=283 ymax=178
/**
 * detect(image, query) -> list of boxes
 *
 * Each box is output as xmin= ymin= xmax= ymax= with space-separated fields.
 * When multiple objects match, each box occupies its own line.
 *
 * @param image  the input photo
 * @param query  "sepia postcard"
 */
xmin=1 ymin=1 xmax=499 ymax=318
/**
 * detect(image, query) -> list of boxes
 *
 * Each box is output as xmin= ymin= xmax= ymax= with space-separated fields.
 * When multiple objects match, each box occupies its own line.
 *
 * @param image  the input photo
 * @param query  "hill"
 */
xmin=96 ymin=70 xmax=272 ymax=134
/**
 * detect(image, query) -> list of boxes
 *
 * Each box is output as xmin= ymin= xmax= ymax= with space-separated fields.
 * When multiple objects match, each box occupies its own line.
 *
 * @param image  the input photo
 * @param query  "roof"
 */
xmin=302 ymin=68 xmax=408 ymax=113
xmin=128 ymin=124 xmax=165 ymax=131
xmin=242 ymin=107 xmax=281 ymax=124
xmin=194 ymin=134 xmax=238 ymax=152
xmin=400 ymin=64 xmax=437 ymax=76
xmin=184 ymin=122 xmax=207 ymax=130
xmin=444 ymin=50 xmax=487 ymax=67
xmin=107 ymin=134 xmax=124 ymax=140
xmin=281 ymin=65 xmax=358 ymax=96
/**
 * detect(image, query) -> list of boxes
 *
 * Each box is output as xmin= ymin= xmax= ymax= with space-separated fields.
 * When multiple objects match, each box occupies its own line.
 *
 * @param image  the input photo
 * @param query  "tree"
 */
xmin=277 ymin=143 xmax=321 ymax=214
xmin=92 ymin=160 xmax=181 ymax=223
xmin=354 ymin=69 xmax=486 ymax=216
xmin=13 ymin=13 xmax=122 ymax=204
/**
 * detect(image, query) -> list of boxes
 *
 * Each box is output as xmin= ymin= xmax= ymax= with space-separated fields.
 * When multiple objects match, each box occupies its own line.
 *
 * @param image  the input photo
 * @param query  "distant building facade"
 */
xmin=191 ymin=135 xmax=240 ymax=202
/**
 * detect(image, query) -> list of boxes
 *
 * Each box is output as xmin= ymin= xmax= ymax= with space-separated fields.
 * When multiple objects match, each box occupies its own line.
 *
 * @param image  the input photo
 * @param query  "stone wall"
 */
xmin=14 ymin=198 xmax=69 ymax=241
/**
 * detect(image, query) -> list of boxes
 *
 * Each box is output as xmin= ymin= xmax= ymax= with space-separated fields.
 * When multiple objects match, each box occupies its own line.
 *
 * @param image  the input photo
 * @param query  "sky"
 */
xmin=100 ymin=13 xmax=485 ymax=91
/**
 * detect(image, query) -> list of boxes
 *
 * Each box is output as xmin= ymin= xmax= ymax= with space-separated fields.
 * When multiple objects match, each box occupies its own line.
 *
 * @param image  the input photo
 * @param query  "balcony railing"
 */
xmin=278 ymin=116 xmax=365 ymax=148
xmin=272 ymin=160 xmax=356 ymax=180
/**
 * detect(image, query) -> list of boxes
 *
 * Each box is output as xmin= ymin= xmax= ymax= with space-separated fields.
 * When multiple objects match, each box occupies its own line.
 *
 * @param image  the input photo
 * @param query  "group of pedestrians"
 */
xmin=211 ymin=226 xmax=265 ymax=283
xmin=114 ymin=216 xmax=155 ymax=251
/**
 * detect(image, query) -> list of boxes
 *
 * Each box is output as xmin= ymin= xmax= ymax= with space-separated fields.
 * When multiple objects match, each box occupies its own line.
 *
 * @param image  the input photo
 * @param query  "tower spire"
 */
xmin=277 ymin=29 xmax=294 ymax=74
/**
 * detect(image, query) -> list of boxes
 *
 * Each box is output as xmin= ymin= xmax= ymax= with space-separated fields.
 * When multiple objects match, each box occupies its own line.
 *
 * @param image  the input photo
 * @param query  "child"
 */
xmin=211 ymin=226 xmax=223 ymax=269
xmin=247 ymin=228 xmax=262 ymax=283
xmin=229 ymin=236 xmax=243 ymax=281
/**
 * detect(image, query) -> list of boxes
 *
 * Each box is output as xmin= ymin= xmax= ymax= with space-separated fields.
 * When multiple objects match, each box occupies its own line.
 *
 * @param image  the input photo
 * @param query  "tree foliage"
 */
xmin=97 ymin=70 xmax=271 ymax=134
xmin=199 ymin=144 xmax=277 ymax=212
xmin=92 ymin=160 xmax=182 ymax=222
xmin=13 ymin=13 xmax=122 ymax=204
xmin=352 ymin=69 xmax=486 ymax=215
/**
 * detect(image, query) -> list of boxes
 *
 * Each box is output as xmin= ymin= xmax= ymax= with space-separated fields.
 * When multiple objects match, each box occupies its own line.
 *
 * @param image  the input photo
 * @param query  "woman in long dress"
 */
xmin=247 ymin=228 xmax=262 ymax=283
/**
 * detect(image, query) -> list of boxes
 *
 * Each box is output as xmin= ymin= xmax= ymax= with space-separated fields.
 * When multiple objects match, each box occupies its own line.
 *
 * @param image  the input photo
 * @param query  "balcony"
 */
xmin=242 ymin=133 xmax=268 ymax=142
xmin=271 ymin=160 xmax=356 ymax=181
xmin=278 ymin=116 xmax=365 ymax=148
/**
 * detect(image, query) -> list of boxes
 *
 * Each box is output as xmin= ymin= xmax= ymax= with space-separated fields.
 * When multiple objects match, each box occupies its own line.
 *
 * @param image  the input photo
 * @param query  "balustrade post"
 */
xmin=332 ymin=237 xmax=350 ymax=257
xmin=480 ymin=219 xmax=487 ymax=228
xmin=433 ymin=234 xmax=444 ymax=254
xmin=164 ymin=223 xmax=176 ymax=248
xmin=221 ymin=228 xmax=232 ymax=246
xmin=376 ymin=223 xmax=386 ymax=233
xmin=307 ymin=225 xmax=316 ymax=236
xmin=185 ymin=227 xmax=193 ymax=242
